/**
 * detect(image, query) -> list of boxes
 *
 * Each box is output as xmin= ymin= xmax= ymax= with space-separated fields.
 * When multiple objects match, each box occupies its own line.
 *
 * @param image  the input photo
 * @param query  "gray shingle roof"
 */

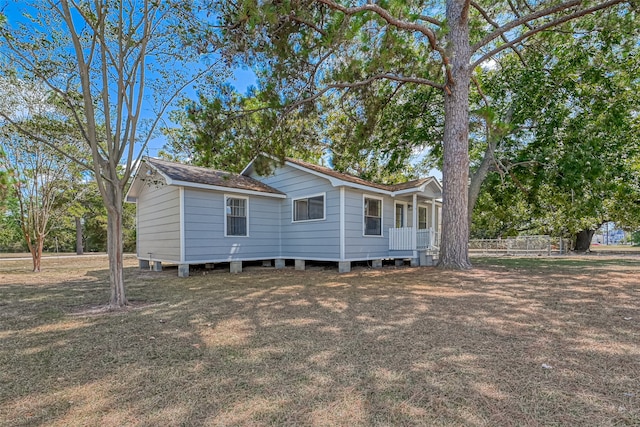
xmin=145 ymin=157 xmax=284 ymax=195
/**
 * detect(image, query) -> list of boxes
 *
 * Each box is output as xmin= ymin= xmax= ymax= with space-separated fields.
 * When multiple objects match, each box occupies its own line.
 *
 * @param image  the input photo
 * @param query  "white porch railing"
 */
xmin=389 ymin=228 xmax=438 ymax=251
xmin=389 ymin=227 xmax=415 ymax=250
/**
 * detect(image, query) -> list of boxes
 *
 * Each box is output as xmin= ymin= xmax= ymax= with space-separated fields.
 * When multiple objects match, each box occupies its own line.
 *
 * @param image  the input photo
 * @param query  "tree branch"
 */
xmin=506 ymin=0 xmax=535 ymax=30
xmin=287 ymin=73 xmax=444 ymax=112
xmin=418 ymin=15 xmax=443 ymax=27
xmin=470 ymin=0 xmax=526 ymax=66
xmin=471 ymin=0 xmax=582 ymax=53
xmin=314 ymin=0 xmax=453 ymax=85
xmin=0 ymin=113 xmax=93 ymax=171
xmin=471 ymin=0 xmax=625 ymax=69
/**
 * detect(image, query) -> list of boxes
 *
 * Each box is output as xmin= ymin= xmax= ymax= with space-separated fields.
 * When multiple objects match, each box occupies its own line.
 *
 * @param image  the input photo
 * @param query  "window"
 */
xmin=225 ymin=196 xmax=247 ymax=236
xmin=293 ymin=194 xmax=325 ymax=221
xmin=364 ymin=196 xmax=382 ymax=236
xmin=418 ymin=206 xmax=428 ymax=229
xmin=395 ymin=203 xmax=404 ymax=228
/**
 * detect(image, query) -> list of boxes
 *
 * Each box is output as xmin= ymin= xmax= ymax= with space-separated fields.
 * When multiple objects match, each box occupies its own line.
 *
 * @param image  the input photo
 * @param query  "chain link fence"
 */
xmin=469 ymin=236 xmax=572 ymax=256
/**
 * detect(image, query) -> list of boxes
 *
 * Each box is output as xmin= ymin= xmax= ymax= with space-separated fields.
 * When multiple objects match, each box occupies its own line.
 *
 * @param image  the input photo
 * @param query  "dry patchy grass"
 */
xmin=0 ymin=255 xmax=638 ymax=426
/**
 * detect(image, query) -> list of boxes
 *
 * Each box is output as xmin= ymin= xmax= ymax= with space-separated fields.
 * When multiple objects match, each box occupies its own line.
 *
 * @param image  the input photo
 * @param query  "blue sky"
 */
xmin=3 ymin=4 xmax=441 ymax=180
xmin=3 ymin=4 xmax=258 ymax=158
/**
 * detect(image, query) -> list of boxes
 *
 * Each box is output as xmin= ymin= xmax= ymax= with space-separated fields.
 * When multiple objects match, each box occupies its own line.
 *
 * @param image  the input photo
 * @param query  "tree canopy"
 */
xmin=470 ymin=15 xmax=640 ymax=247
xmin=214 ymin=0 xmax=632 ymax=268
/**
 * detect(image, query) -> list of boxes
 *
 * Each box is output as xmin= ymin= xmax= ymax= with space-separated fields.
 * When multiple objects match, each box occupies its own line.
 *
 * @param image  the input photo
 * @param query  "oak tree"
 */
xmin=218 ymin=0 xmax=631 ymax=269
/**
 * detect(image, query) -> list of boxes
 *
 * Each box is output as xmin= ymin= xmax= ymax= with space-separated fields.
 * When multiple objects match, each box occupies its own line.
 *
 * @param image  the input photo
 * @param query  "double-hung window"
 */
xmin=225 ymin=196 xmax=247 ymax=236
xmin=293 ymin=194 xmax=325 ymax=222
xmin=418 ymin=206 xmax=428 ymax=230
xmin=364 ymin=196 xmax=382 ymax=236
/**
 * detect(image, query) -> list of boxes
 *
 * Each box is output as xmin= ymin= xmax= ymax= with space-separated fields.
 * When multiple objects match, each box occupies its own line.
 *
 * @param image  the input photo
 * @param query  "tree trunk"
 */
xmin=468 ymin=142 xmax=495 ymax=224
xmin=438 ymin=0 xmax=472 ymax=270
xmin=76 ymin=216 xmax=84 ymax=255
xmin=574 ymin=229 xmax=595 ymax=252
xmin=105 ymin=184 xmax=127 ymax=308
xmin=29 ymin=235 xmax=43 ymax=272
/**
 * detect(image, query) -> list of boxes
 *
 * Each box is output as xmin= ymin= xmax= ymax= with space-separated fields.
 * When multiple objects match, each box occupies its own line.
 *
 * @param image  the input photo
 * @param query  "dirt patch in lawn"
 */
xmin=0 ymin=256 xmax=638 ymax=426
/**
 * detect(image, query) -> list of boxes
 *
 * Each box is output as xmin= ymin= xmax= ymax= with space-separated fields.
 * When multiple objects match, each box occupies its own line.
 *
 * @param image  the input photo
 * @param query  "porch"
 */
xmin=388 ymin=227 xmax=440 ymax=251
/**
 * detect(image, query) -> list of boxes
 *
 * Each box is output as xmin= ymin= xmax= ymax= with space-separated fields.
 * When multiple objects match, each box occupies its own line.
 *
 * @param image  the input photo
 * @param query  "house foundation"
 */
xmin=230 ymin=261 xmax=242 ymax=273
xmin=274 ymin=259 xmax=286 ymax=269
xmin=262 ymin=260 xmax=272 ymax=267
xmin=205 ymin=263 xmax=215 ymax=269
xmin=139 ymin=259 xmax=150 ymax=270
xmin=338 ymin=261 xmax=351 ymax=273
xmin=152 ymin=261 xmax=162 ymax=272
xmin=372 ymin=259 xmax=383 ymax=268
xmin=420 ymin=252 xmax=434 ymax=266
xmin=295 ymin=259 xmax=305 ymax=271
xmin=178 ymin=264 xmax=189 ymax=277
xmin=395 ymin=259 xmax=404 ymax=267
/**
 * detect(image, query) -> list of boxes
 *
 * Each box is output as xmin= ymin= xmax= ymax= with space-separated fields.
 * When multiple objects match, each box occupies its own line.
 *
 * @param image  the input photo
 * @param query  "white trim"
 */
xmin=291 ymin=192 xmax=326 ymax=223
xmin=179 ymin=187 xmax=185 ymax=263
xmin=240 ymin=152 xmax=280 ymax=176
xmin=141 ymin=256 xmax=182 ymax=264
xmin=417 ymin=204 xmax=429 ymax=230
xmin=136 ymin=197 xmax=140 ymax=257
xmin=175 ymin=255 xmax=395 ymax=264
xmin=340 ymin=187 xmax=345 ymax=260
xmin=287 ymin=159 xmax=444 ymax=197
xmin=394 ymin=201 xmax=408 ymax=228
xmin=363 ymin=193 xmax=384 ymax=237
xmin=239 ymin=155 xmax=259 ymax=175
xmin=285 ymin=160 xmax=396 ymax=196
xmin=125 ymin=161 xmax=171 ymax=202
xmin=171 ymin=180 xmax=285 ymax=198
xmin=431 ymin=200 xmax=436 ymax=232
xmin=224 ymin=194 xmax=250 ymax=237
xmin=393 ymin=177 xmax=443 ymax=196
xmin=412 ymin=193 xmax=418 ymax=258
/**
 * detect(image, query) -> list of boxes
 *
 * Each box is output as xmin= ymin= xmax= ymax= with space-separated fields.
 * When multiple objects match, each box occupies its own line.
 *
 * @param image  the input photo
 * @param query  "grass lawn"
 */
xmin=1 ymin=256 xmax=638 ymax=426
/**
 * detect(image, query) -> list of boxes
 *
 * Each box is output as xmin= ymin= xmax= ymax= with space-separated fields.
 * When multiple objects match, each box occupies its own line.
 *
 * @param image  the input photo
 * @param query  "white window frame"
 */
xmin=292 ymin=192 xmax=326 ymax=223
xmin=363 ymin=194 xmax=384 ymax=237
xmin=418 ymin=205 xmax=429 ymax=230
xmin=394 ymin=201 xmax=408 ymax=228
xmin=224 ymin=194 xmax=249 ymax=237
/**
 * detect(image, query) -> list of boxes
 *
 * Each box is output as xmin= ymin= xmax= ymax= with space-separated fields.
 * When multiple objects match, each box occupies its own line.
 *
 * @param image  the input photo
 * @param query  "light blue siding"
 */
xmin=344 ymin=189 xmax=395 ymax=260
xmin=137 ymin=183 xmax=181 ymax=261
xmin=252 ymin=164 xmax=340 ymax=259
xmin=135 ymin=160 xmax=437 ymax=266
xmin=183 ymin=188 xmax=280 ymax=262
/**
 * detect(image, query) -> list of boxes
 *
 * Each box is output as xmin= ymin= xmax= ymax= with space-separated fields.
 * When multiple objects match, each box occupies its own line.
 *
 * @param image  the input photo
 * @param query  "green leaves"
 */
xmin=162 ymin=84 xmax=324 ymax=171
xmin=472 ymin=14 xmax=640 ymax=238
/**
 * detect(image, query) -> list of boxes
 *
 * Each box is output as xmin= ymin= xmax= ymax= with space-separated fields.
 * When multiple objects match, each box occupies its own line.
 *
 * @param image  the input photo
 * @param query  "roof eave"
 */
xmin=284 ymin=160 xmax=394 ymax=195
xmin=171 ymin=180 xmax=286 ymax=198
xmin=125 ymin=160 xmax=168 ymax=202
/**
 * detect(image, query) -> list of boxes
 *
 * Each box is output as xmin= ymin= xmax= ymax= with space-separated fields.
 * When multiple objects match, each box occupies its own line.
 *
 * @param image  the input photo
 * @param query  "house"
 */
xmin=125 ymin=156 xmax=443 ymax=276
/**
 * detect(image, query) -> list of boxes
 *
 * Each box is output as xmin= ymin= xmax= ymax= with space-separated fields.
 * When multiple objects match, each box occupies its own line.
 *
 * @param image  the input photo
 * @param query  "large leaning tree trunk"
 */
xmin=574 ymin=229 xmax=596 ymax=252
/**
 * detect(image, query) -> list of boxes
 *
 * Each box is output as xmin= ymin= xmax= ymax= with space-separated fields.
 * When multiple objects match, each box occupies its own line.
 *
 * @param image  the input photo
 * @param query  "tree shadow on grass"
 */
xmin=1 ymin=260 xmax=638 ymax=426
